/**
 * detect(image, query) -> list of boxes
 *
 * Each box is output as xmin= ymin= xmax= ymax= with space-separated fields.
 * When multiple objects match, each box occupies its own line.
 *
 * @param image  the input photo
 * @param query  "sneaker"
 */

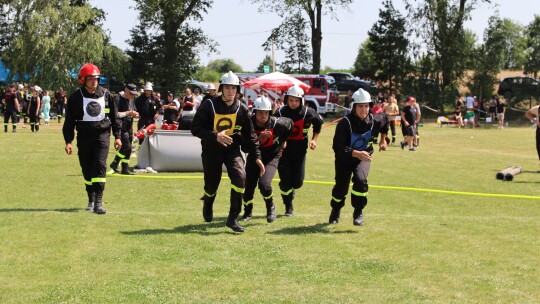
xmin=400 ymin=142 xmax=405 ymax=150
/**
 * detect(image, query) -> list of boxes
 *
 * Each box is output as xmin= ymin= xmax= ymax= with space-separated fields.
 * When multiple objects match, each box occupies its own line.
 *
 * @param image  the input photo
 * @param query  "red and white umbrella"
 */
xmin=242 ymin=72 xmax=311 ymax=93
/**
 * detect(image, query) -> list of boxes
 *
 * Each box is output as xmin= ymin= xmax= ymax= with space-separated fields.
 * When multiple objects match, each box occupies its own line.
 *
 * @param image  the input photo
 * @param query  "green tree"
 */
xmin=207 ymin=59 xmax=243 ymax=74
xmin=128 ymin=0 xmax=216 ymax=92
xmin=499 ymin=18 xmax=527 ymax=70
xmin=2 ymin=0 xmax=108 ymax=90
xmin=256 ymin=55 xmax=274 ymax=73
xmin=524 ymin=15 xmax=540 ymax=78
xmin=470 ymin=16 xmax=505 ymax=103
xmin=368 ymin=0 xmax=409 ymax=93
xmin=353 ymin=39 xmax=378 ymax=80
xmin=263 ymin=12 xmax=312 ymax=73
xmin=251 ymin=0 xmax=352 ymax=74
xmin=405 ymin=0 xmax=489 ymax=108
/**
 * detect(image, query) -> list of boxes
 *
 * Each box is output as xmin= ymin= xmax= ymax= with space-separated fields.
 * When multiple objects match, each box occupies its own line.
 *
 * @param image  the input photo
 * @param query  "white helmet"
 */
xmin=219 ymin=71 xmax=240 ymax=92
xmin=143 ymin=82 xmax=153 ymax=91
xmin=17 ymin=84 xmax=24 ymax=90
xmin=34 ymin=85 xmax=42 ymax=92
xmin=207 ymin=83 xmax=216 ymax=91
xmin=350 ymin=88 xmax=371 ymax=109
xmin=253 ymin=96 xmax=272 ymax=111
xmin=284 ymin=85 xmax=304 ymax=105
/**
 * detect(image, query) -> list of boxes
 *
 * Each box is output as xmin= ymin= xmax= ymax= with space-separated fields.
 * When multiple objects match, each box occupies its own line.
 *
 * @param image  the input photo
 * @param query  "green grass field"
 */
xmin=1 ymin=120 xmax=539 ymax=303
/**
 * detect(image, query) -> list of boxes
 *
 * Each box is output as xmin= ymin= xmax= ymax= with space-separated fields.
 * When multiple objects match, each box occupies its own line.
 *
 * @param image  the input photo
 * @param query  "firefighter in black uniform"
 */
xmin=274 ymin=85 xmax=323 ymax=216
xmin=109 ymin=84 xmax=139 ymax=175
xmin=4 ymin=86 xmax=19 ymax=132
xmin=15 ymin=84 xmax=27 ymax=126
xmin=191 ymin=71 xmax=265 ymax=233
xmin=240 ymin=96 xmax=293 ymax=223
xmin=63 ymin=63 xmax=122 ymax=214
xmin=328 ymin=88 xmax=389 ymax=226
xmin=162 ymin=92 xmax=180 ymax=124
xmin=27 ymin=86 xmax=42 ymax=132
xmin=199 ymin=83 xmax=217 ymax=109
xmin=135 ymin=82 xmax=160 ymax=143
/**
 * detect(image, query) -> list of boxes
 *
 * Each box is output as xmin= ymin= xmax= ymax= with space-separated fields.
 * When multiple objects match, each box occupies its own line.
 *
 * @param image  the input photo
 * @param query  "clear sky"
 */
xmin=90 ymin=0 xmax=539 ymax=71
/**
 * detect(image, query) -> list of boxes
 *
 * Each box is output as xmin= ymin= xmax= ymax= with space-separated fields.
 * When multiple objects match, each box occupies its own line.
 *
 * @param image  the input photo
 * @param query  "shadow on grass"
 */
xmin=121 ymin=217 xmax=246 ymax=236
xmin=268 ymin=223 xmax=358 ymax=235
xmin=0 ymin=208 xmax=81 ymax=213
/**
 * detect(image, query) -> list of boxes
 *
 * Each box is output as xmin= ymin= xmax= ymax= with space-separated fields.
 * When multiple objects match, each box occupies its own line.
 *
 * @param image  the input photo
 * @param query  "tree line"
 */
xmin=1 ymin=0 xmax=540 ymax=109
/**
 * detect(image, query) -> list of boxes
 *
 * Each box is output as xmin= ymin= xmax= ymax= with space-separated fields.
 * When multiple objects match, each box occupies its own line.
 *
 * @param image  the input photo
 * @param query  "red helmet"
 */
xmin=78 ymin=63 xmax=101 ymax=84
xmin=407 ymin=96 xmax=416 ymax=102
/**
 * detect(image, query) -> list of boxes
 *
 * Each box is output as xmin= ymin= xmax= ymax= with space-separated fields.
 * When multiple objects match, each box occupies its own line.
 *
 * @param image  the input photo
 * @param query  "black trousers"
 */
xmin=56 ymin=104 xmax=64 ymax=118
xmin=536 ymin=127 xmax=540 ymax=161
xmin=278 ymin=149 xmax=306 ymax=195
xmin=201 ymin=147 xmax=246 ymax=213
xmin=4 ymin=110 xmax=17 ymax=127
xmin=244 ymin=156 xmax=279 ymax=204
xmin=28 ymin=113 xmax=40 ymax=131
xmin=77 ymin=129 xmax=110 ymax=196
xmin=389 ymin=120 xmax=396 ymax=141
xmin=117 ymin=129 xmax=133 ymax=161
xmin=331 ymin=159 xmax=370 ymax=210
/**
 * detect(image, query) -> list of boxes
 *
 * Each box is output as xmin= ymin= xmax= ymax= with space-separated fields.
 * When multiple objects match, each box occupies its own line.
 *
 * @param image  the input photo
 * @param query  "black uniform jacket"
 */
xmin=135 ymin=94 xmax=160 ymax=127
xmin=333 ymin=111 xmax=389 ymax=160
xmin=250 ymin=116 xmax=293 ymax=162
xmin=114 ymin=95 xmax=134 ymax=132
xmin=63 ymin=86 xmax=121 ymax=144
xmin=274 ymin=105 xmax=323 ymax=153
xmin=191 ymin=96 xmax=261 ymax=160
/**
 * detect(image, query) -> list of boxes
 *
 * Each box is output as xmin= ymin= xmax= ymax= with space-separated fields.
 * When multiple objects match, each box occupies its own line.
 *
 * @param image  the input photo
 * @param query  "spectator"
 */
xmin=496 ymin=97 xmax=506 ymax=129
xmin=454 ymin=106 xmax=464 ymax=128
xmin=383 ymin=94 xmax=399 ymax=143
xmin=55 ymin=87 xmax=67 ymax=123
xmin=343 ymin=90 xmax=353 ymax=117
xmin=41 ymin=90 xmax=51 ymax=125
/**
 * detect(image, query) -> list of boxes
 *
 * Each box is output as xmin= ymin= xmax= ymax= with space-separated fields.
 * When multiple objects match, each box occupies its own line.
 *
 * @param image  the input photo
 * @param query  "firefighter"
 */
xmin=109 ymin=84 xmax=139 ymax=175
xmin=55 ymin=87 xmax=67 ymax=123
xmin=191 ymin=71 xmax=265 ymax=233
xmin=200 ymin=83 xmax=217 ymax=108
xmin=274 ymin=85 xmax=323 ymax=216
xmin=241 ymin=96 xmax=293 ymax=223
xmin=328 ymin=88 xmax=389 ymax=226
xmin=135 ymin=82 xmax=160 ymax=142
xmin=15 ymin=84 xmax=27 ymax=127
xmin=4 ymin=86 xmax=19 ymax=132
xmin=27 ymin=86 xmax=42 ymax=132
xmin=62 ymin=63 xmax=122 ymax=214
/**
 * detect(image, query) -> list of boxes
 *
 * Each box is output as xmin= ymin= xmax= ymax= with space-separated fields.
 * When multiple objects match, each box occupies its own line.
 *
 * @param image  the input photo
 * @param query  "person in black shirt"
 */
xmin=191 ymin=71 xmax=264 ymax=233
xmin=27 ymin=86 xmax=42 ymax=132
xmin=55 ymin=87 xmax=67 ymax=123
xmin=241 ymin=96 xmax=293 ymax=223
xmin=329 ymin=88 xmax=389 ymax=226
xmin=274 ymin=85 xmax=324 ymax=216
xmin=135 ymin=82 xmax=160 ymax=141
xmin=162 ymin=92 xmax=180 ymax=124
xmin=200 ymin=83 xmax=217 ymax=109
xmin=62 ymin=63 xmax=121 ymax=214
xmin=109 ymin=84 xmax=139 ymax=175
xmin=4 ymin=86 xmax=19 ymax=132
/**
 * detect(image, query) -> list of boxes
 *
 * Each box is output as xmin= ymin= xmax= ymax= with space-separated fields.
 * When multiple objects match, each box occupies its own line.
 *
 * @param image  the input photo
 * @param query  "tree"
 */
xmin=263 ymin=12 xmax=312 ymax=73
xmin=251 ymin=0 xmax=352 ymax=74
xmin=405 ymin=0 xmax=490 ymax=108
xmin=367 ymin=0 xmax=409 ymax=93
xmin=524 ymin=15 xmax=540 ymax=78
xmin=207 ymin=59 xmax=243 ymax=74
xmin=128 ymin=0 xmax=216 ymax=92
xmin=2 ymin=0 xmax=109 ymax=90
xmin=256 ymin=55 xmax=274 ymax=73
xmin=353 ymin=39 xmax=378 ymax=80
xmin=499 ymin=18 xmax=527 ymax=70
xmin=470 ymin=16 xmax=505 ymax=103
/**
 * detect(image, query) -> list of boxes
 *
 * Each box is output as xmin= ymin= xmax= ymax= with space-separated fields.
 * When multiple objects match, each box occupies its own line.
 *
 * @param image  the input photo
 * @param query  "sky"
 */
xmin=90 ymin=0 xmax=540 ymax=71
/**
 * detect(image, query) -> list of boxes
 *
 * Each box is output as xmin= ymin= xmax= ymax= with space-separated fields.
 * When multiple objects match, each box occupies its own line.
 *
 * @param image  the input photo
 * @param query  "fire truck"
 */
xmin=237 ymin=73 xmax=340 ymax=116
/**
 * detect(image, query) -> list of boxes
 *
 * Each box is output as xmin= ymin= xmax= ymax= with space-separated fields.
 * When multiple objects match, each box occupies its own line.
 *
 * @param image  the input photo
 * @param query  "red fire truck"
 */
xmin=237 ymin=73 xmax=340 ymax=116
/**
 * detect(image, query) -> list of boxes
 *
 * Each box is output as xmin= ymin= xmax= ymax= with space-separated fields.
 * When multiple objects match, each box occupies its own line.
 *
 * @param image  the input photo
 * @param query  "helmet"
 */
xmin=407 ymin=96 xmax=416 ymax=102
xmin=34 ymin=85 xmax=42 ymax=92
xmin=143 ymin=82 xmax=153 ymax=91
xmin=350 ymin=88 xmax=371 ymax=109
xmin=218 ymin=71 xmax=240 ymax=92
xmin=17 ymin=84 xmax=24 ymax=90
xmin=284 ymin=85 xmax=304 ymax=105
xmin=207 ymin=83 xmax=216 ymax=91
xmin=253 ymin=96 xmax=272 ymax=111
xmin=78 ymin=63 xmax=100 ymax=85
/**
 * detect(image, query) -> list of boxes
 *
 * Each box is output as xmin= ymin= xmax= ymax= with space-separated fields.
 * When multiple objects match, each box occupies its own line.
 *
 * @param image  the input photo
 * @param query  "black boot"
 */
xmin=353 ymin=209 xmax=364 ymax=226
xmin=109 ymin=157 xmax=120 ymax=173
xmin=282 ymin=194 xmax=294 ymax=217
xmin=85 ymin=191 xmax=95 ymax=211
xmin=93 ymin=192 xmax=107 ymax=214
xmin=12 ymin=125 xmax=16 ymax=132
xmin=226 ymin=190 xmax=244 ymax=232
xmin=120 ymin=162 xmax=134 ymax=175
xmin=201 ymin=195 xmax=215 ymax=222
xmin=329 ymin=199 xmax=345 ymax=224
xmin=58 ymin=116 xmax=62 ymax=123
xmin=241 ymin=203 xmax=253 ymax=221
xmin=264 ymin=198 xmax=276 ymax=223
xmin=4 ymin=125 xmax=7 ymax=132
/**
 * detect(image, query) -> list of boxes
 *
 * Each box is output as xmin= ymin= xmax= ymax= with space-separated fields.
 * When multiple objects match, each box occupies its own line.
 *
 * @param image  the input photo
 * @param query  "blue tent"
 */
xmin=0 ymin=61 xmax=10 ymax=83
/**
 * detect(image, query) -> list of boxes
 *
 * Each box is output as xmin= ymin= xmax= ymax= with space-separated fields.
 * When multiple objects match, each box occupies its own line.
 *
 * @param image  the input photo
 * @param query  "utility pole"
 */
xmin=272 ymin=39 xmax=276 ymax=72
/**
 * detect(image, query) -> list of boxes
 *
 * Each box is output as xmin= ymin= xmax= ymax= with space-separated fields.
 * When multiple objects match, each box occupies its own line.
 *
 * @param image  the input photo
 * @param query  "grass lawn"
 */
xmin=1 ymin=120 xmax=539 ymax=303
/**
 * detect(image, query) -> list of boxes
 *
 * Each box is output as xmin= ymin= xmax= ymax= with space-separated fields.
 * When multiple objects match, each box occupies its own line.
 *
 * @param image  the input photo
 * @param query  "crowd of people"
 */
xmin=453 ymin=94 xmax=507 ymax=129
xmin=3 ymin=64 xmax=537 ymax=233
